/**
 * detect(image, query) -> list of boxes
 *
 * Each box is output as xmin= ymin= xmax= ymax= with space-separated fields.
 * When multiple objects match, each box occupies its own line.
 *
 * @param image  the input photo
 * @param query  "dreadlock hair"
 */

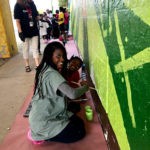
xmin=33 ymin=41 xmax=67 ymax=96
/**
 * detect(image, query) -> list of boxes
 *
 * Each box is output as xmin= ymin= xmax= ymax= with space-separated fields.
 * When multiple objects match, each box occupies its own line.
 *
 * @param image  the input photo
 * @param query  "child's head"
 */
xmin=56 ymin=10 xmax=59 ymax=14
xmin=40 ymin=41 xmax=67 ymax=72
xmin=67 ymin=56 xmax=83 ymax=72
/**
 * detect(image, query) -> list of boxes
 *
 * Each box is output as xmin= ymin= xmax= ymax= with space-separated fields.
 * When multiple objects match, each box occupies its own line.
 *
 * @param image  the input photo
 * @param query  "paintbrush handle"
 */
xmin=71 ymin=81 xmax=96 ymax=90
xmin=89 ymin=87 xmax=96 ymax=90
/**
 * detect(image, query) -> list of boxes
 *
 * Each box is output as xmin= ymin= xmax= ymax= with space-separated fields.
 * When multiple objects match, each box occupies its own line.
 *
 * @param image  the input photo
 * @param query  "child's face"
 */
xmin=68 ymin=59 xmax=81 ymax=72
xmin=52 ymin=49 xmax=65 ymax=72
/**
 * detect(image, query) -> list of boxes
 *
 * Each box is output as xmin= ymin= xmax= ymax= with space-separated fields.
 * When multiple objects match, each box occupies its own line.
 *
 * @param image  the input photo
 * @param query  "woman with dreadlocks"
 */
xmin=28 ymin=41 xmax=89 ymax=144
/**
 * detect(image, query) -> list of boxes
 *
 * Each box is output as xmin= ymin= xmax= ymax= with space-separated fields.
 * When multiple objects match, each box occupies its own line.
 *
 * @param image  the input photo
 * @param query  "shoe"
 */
xmin=23 ymin=102 xmax=32 ymax=117
xmin=27 ymin=130 xmax=44 ymax=145
xmin=25 ymin=66 xmax=31 ymax=72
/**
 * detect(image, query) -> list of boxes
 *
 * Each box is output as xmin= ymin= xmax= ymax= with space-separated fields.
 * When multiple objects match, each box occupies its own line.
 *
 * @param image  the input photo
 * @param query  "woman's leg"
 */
xmin=46 ymin=115 xmax=86 ymax=143
xmin=22 ymin=38 xmax=32 ymax=72
xmin=23 ymin=38 xmax=30 ymax=66
xmin=30 ymin=36 xmax=39 ymax=67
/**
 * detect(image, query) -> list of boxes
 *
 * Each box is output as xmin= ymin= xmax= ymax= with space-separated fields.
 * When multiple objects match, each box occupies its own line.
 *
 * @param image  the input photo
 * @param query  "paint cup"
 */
xmin=85 ymin=105 xmax=91 ymax=111
xmin=85 ymin=105 xmax=93 ymax=121
xmin=85 ymin=108 xmax=93 ymax=121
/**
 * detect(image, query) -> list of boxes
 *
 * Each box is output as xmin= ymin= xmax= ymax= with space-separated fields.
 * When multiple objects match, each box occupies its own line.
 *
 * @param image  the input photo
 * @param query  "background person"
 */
xmin=39 ymin=14 xmax=49 ymax=43
xmin=64 ymin=8 xmax=69 ymax=39
xmin=51 ymin=14 xmax=60 ymax=39
xmin=14 ymin=0 xmax=40 ymax=72
xmin=58 ymin=7 xmax=66 ymax=45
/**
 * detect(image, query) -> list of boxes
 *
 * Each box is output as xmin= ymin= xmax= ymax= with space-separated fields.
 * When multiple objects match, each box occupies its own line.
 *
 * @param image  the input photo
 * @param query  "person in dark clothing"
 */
xmin=51 ymin=14 xmax=60 ymax=39
xmin=14 ymin=0 xmax=40 ymax=72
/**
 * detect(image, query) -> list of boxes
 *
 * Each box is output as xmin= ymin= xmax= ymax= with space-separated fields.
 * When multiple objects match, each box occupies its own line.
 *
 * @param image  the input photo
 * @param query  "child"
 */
xmin=28 ymin=41 xmax=89 ymax=144
xmin=51 ymin=14 xmax=60 ymax=39
xmin=39 ymin=14 xmax=49 ymax=43
xmin=65 ymin=56 xmax=83 ymax=88
xmin=63 ymin=56 xmax=86 ymax=113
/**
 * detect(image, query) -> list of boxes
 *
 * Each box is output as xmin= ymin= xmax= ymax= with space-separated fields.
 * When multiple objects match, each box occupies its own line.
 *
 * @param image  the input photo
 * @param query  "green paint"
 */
xmin=115 ymin=47 xmax=150 ymax=73
xmin=70 ymin=0 xmax=150 ymax=150
xmin=78 ymin=14 xmax=84 ymax=56
xmin=125 ymin=0 xmax=150 ymax=25
xmin=114 ymin=9 xmax=136 ymax=128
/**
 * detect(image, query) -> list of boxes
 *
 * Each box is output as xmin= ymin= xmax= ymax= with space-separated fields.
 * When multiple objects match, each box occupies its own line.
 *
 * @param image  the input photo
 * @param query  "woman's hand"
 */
xmin=79 ymin=80 xmax=88 ymax=86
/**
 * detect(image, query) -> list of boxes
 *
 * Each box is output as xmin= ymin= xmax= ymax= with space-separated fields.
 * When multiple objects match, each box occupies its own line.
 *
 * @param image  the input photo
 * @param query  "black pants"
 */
xmin=46 ymin=115 xmax=85 ymax=143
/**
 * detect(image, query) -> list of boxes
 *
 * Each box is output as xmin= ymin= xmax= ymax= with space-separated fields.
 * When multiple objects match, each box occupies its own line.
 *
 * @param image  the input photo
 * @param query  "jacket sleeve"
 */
xmin=58 ymin=82 xmax=88 ymax=99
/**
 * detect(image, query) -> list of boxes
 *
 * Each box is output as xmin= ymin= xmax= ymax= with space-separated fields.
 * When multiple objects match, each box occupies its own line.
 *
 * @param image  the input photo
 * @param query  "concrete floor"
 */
xmin=0 ymin=41 xmax=46 ymax=143
xmin=0 ymin=53 xmax=34 ymax=143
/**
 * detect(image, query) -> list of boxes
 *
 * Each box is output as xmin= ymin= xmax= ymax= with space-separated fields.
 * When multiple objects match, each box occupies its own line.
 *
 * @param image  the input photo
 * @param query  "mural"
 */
xmin=70 ymin=0 xmax=150 ymax=150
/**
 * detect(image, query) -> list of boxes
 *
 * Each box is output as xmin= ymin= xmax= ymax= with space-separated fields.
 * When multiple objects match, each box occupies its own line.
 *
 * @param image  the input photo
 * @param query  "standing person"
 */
xmin=28 ymin=41 xmax=89 ymax=144
xmin=64 ymin=8 xmax=69 ymax=39
xmin=58 ymin=7 xmax=66 ymax=44
xmin=51 ymin=14 xmax=60 ymax=39
xmin=14 ymin=0 xmax=40 ymax=72
xmin=46 ymin=9 xmax=53 ymax=21
xmin=46 ymin=9 xmax=53 ymax=41
xmin=55 ymin=10 xmax=59 ymax=20
xmin=39 ymin=14 xmax=49 ymax=43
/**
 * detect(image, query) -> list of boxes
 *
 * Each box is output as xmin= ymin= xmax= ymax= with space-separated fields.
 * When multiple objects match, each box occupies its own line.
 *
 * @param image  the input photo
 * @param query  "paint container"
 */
xmin=85 ymin=105 xmax=91 ymax=111
xmin=85 ymin=105 xmax=93 ymax=121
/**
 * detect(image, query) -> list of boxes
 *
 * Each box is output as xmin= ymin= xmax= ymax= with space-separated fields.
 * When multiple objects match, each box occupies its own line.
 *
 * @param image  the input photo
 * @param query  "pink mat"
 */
xmin=65 ymin=39 xmax=80 ymax=59
xmin=0 ymin=39 xmax=107 ymax=150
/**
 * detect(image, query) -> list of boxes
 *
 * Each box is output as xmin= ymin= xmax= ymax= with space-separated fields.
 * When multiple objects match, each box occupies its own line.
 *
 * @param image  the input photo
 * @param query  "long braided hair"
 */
xmin=34 ymin=41 xmax=67 ymax=96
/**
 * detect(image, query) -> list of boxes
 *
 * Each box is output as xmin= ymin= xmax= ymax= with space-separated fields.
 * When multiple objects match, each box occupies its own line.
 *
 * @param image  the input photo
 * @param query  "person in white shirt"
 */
xmin=39 ymin=14 xmax=49 ymax=43
xmin=46 ymin=9 xmax=53 ymax=21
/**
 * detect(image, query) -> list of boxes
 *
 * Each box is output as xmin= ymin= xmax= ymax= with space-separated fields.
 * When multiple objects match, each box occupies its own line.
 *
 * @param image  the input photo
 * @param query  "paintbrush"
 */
xmin=71 ymin=81 xmax=96 ymax=90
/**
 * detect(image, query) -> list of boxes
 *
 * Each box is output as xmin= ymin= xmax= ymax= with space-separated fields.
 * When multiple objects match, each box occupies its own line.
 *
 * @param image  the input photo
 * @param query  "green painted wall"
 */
xmin=70 ymin=0 xmax=150 ymax=150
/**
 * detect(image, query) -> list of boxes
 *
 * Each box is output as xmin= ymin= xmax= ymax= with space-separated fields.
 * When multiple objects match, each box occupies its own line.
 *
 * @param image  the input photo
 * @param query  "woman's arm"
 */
xmin=16 ymin=19 xmax=22 ymax=33
xmin=57 ymin=82 xmax=88 ymax=99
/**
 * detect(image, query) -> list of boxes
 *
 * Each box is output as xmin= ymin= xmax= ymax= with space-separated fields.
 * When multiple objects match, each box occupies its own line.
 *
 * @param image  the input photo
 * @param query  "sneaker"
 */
xmin=23 ymin=102 xmax=32 ymax=117
xmin=25 ymin=66 xmax=31 ymax=72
